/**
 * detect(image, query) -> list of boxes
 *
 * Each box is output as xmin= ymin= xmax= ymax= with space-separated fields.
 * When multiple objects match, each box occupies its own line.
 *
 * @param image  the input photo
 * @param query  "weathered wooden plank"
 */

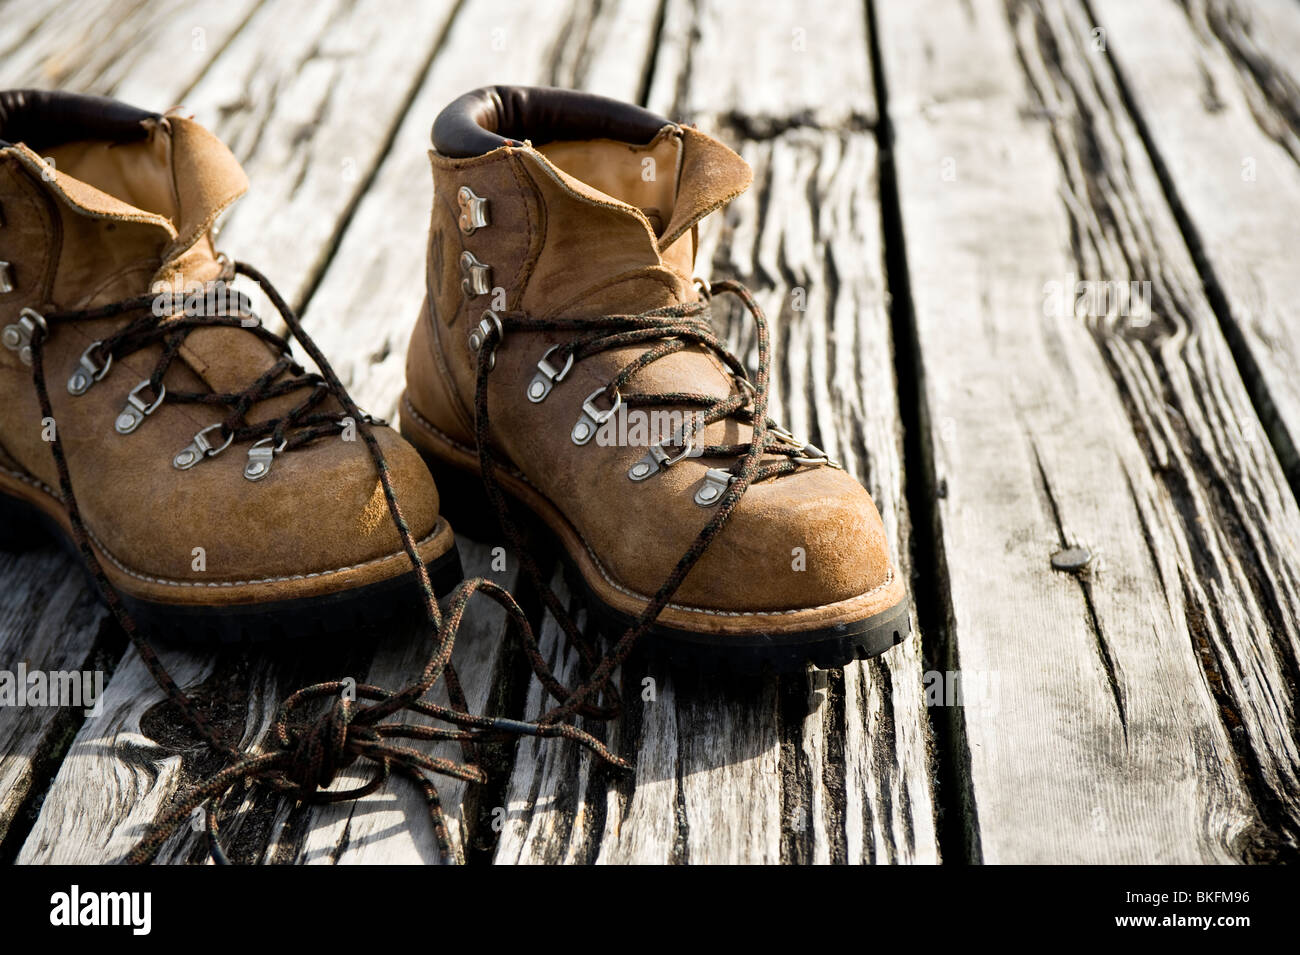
xmin=277 ymin=543 xmax=515 ymax=864
xmin=1089 ymin=0 xmax=1300 ymax=479
xmin=0 ymin=0 xmax=258 ymax=854
xmin=492 ymin=122 xmax=939 ymax=864
xmin=646 ymin=0 xmax=877 ymax=131
xmin=0 ymin=0 xmax=153 ymax=89
xmin=0 ymin=547 xmax=110 ymax=845
xmin=721 ymin=127 xmax=936 ymax=864
xmin=494 ymin=571 xmax=785 ymax=865
xmin=875 ymin=0 xmax=1300 ymax=861
xmin=15 ymin=541 xmax=512 ymax=865
xmin=175 ymin=0 xmax=459 ymax=312
xmin=0 ymin=0 xmax=263 ymax=103
xmin=15 ymin=644 xmax=217 ymax=864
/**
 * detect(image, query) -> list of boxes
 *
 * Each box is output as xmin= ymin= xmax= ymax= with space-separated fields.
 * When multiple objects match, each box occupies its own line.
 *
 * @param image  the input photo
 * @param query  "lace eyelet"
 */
xmin=115 ymin=380 xmax=166 ymax=434
xmin=244 ymin=436 xmax=287 ymax=481
xmin=571 ymin=387 xmax=621 ymax=445
xmin=173 ymin=423 xmax=234 ymax=470
xmin=68 ymin=341 xmax=113 ymax=395
xmin=2 ymin=308 xmax=46 ymax=366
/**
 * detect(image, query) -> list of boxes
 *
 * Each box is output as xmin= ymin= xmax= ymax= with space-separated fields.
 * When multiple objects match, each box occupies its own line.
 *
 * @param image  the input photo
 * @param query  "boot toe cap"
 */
xmin=667 ymin=465 xmax=895 ymax=614
xmin=99 ymin=425 xmax=445 ymax=591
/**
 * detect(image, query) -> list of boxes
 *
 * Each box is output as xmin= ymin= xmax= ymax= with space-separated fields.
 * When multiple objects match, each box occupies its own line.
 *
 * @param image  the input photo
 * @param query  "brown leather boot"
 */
xmin=0 ymin=91 xmax=459 ymax=641
xmin=401 ymin=86 xmax=909 ymax=670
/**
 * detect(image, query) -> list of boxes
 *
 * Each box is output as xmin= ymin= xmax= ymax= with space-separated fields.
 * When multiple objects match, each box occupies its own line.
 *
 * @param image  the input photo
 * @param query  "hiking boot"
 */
xmin=0 ymin=90 xmax=459 ymax=641
xmin=401 ymin=86 xmax=909 ymax=670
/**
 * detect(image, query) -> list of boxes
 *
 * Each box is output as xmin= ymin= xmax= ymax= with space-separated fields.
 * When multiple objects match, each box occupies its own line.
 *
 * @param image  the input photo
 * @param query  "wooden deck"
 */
xmin=2 ymin=0 xmax=1299 ymax=865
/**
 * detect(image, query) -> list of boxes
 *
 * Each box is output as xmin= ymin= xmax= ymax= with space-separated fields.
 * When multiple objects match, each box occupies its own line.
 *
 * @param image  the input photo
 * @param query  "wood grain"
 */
xmin=492 ymin=113 xmax=938 ymax=863
xmin=177 ymin=0 xmax=459 ymax=312
xmin=646 ymin=0 xmax=876 ymax=131
xmin=0 ymin=548 xmax=111 ymax=845
xmin=874 ymin=0 xmax=1300 ymax=861
xmin=0 ymin=0 xmax=263 ymax=104
xmin=1087 ymin=0 xmax=1300 ymax=480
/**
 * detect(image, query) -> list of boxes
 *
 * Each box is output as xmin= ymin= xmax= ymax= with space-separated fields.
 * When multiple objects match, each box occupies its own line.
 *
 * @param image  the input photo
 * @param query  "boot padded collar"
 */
xmin=0 ymin=89 xmax=158 ymax=151
xmin=433 ymin=85 xmax=671 ymax=158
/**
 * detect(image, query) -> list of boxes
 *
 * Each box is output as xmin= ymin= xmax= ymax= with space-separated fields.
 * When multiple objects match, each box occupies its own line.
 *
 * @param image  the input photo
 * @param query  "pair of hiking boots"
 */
xmin=0 ymin=85 xmax=909 ymax=673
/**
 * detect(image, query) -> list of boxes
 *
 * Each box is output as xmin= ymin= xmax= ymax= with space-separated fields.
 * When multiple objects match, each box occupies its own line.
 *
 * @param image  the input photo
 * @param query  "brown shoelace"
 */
xmin=469 ymin=279 xmax=836 ymax=724
xmin=24 ymin=265 xmax=806 ymax=864
xmin=26 ymin=262 xmax=619 ymax=864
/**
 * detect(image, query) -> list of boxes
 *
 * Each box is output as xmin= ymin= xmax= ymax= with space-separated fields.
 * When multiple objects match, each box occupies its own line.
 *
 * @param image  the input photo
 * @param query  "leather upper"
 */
xmin=407 ymin=91 xmax=894 ymax=614
xmin=0 ymin=99 xmax=441 ymax=595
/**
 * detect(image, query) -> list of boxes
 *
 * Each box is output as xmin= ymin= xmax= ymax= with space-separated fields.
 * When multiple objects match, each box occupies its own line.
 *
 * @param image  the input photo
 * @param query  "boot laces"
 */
xmin=22 ymin=263 xmax=800 ymax=863
xmin=23 ymin=260 xmax=622 ymax=865
xmin=469 ymin=279 xmax=834 ymax=725
xmin=36 ymin=259 xmax=363 ymax=475
xmin=482 ymin=279 xmax=840 ymax=485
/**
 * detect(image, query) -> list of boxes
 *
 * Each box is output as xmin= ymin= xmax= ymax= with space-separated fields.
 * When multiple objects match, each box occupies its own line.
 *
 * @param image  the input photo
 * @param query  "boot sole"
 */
xmin=0 ymin=467 xmax=463 ymax=645
xmin=400 ymin=395 xmax=911 ymax=673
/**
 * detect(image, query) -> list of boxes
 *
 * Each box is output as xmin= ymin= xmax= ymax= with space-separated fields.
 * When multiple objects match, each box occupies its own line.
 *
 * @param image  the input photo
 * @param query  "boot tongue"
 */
xmin=149 ymin=116 xmax=286 ymax=400
xmin=522 ymin=126 xmax=752 ymax=316
xmin=657 ymin=126 xmax=752 ymax=260
xmin=154 ymin=114 xmax=248 ymax=285
xmin=517 ymin=127 xmax=756 ymax=416
xmin=154 ymin=121 xmax=321 ymax=423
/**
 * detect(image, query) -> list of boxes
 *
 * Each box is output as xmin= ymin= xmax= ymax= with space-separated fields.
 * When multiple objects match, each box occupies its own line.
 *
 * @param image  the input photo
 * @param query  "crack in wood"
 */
xmin=1182 ymin=0 xmax=1300 ymax=171
xmin=866 ymin=0 xmax=959 ymax=864
xmin=1029 ymin=437 xmax=1129 ymax=733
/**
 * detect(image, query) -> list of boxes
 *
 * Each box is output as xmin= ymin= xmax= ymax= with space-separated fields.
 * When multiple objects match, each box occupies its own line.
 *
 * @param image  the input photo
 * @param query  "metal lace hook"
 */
xmin=244 ymin=436 xmax=288 ymax=481
xmin=173 ymin=423 xmax=234 ymax=470
xmin=114 ymin=379 xmax=166 ymax=434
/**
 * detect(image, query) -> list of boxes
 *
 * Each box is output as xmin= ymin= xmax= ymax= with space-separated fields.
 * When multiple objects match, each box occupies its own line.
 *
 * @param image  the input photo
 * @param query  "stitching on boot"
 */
xmin=0 ymin=158 xmax=58 ymax=301
xmin=506 ymin=151 xmax=545 ymax=297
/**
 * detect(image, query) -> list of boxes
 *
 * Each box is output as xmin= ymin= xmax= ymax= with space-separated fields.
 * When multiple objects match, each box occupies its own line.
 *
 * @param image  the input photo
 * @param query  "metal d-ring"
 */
xmin=571 ymin=387 xmax=621 ymax=445
xmin=244 ymin=436 xmax=287 ymax=482
xmin=526 ymin=344 xmax=574 ymax=403
xmin=67 ymin=341 xmax=113 ymax=395
xmin=628 ymin=429 xmax=697 ymax=481
xmin=767 ymin=424 xmax=803 ymax=450
xmin=459 ymin=250 xmax=492 ymax=297
xmin=765 ymin=422 xmax=842 ymax=469
xmin=466 ymin=310 xmax=504 ymax=369
xmin=173 ymin=423 xmax=234 ymax=470
xmin=2 ymin=308 xmax=47 ymax=366
xmin=694 ymin=467 xmax=734 ymax=506
xmin=114 ymin=379 xmax=166 ymax=434
xmin=792 ymin=442 xmax=843 ymax=469
xmin=457 ymin=186 xmax=490 ymax=235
